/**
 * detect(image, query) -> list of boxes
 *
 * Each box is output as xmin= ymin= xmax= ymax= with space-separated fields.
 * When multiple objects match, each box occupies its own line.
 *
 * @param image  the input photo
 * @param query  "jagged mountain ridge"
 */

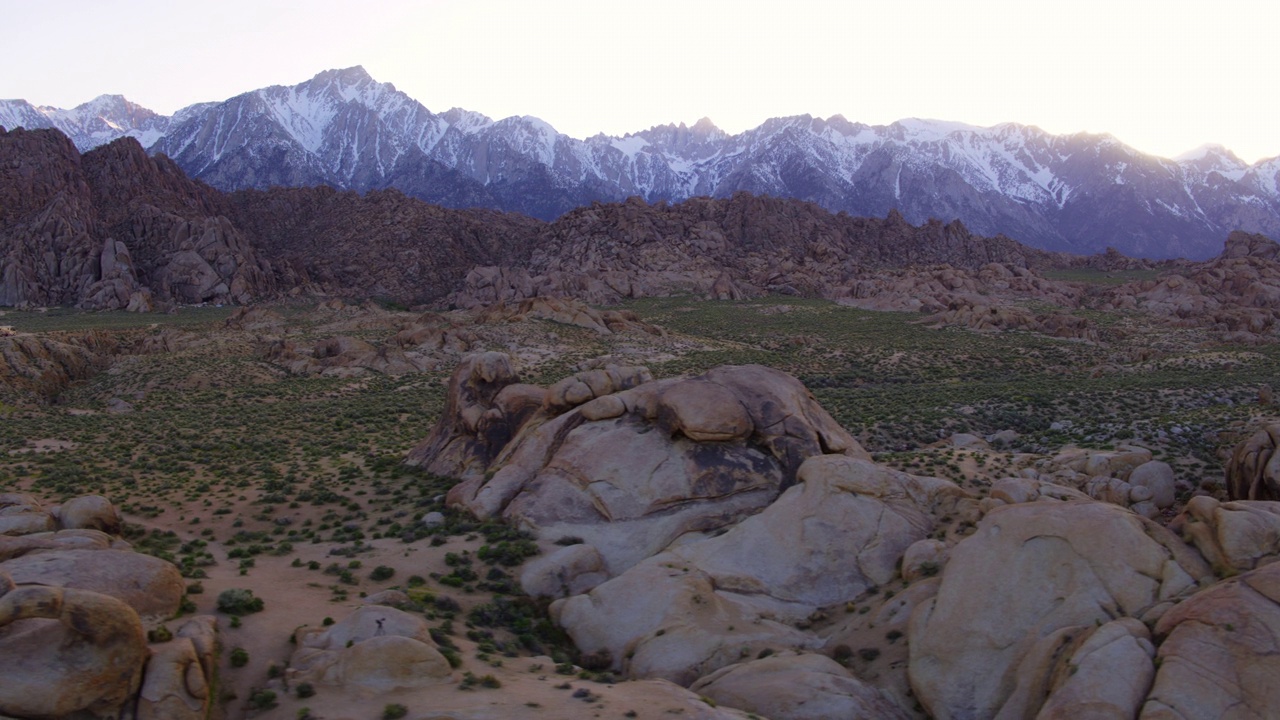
xmin=2 ymin=127 xmax=1069 ymax=311
xmin=5 ymin=66 xmax=1279 ymax=259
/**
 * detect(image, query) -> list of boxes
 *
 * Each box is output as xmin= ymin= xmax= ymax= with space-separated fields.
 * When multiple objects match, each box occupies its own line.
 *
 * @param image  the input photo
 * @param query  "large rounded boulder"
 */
xmin=908 ymin=501 xmax=1213 ymax=720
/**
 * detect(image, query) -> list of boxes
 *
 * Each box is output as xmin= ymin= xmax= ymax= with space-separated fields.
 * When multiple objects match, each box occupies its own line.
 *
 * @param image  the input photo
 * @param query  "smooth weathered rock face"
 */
xmin=1172 ymin=496 xmax=1280 ymax=574
xmin=57 ymin=494 xmax=122 ymax=534
xmin=552 ymin=554 xmax=819 ymax=686
xmin=289 ymin=606 xmax=451 ymax=691
xmin=690 ymin=653 xmax=912 ymax=720
xmin=1226 ymin=423 xmax=1280 ymax=501
xmin=0 ymin=583 xmax=148 ymax=719
xmin=1003 ymin=618 xmax=1156 ymax=720
xmin=136 ymin=636 xmax=209 ymax=720
xmin=553 ymin=457 xmax=966 ymax=685
xmin=908 ymin=501 xmax=1213 ymax=720
xmin=1129 ymin=460 xmax=1178 ymax=509
xmin=520 ymin=543 xmax=609 ymax=599
xmin=0 ymin=547 xmax=185 ymax=617
xmin=1142 ymin=561 xmax=1280 ymax=719
xmin=0 ymin=497 xmax=55 ymax=535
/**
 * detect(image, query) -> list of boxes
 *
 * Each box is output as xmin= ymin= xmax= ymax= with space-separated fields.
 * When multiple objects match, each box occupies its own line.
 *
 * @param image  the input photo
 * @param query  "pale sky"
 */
xmin=2 ymin=0 xmax=1277 ymax=163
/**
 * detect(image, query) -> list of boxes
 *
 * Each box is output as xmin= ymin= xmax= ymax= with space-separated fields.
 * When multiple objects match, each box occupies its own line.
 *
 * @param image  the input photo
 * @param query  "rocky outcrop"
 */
xmin=0 ymin=581 xmax=149 ymax=719
xmin=552 ymin=456 xmax=967 ymax=684
xmin=288 ymin=606 xmax=452 ymax=691
xmin=922 ymin=298 xmax=1097 ymax=341
xmin=1226 ymin=423 xmax=1280 ymax=501
xmin=0 ymin=493 xmax=217 ymax=720
xmin=0 ymin=548 xmax=184 ymax=619
xmin=1099 ymin=232 xmax=1280 ymax=340
xmin=0 ymin=128 xmax=275 ymax=310
xmin=435 ymin=360 xmax=868 ymax=574
xmin=0 ymin=331 xmax=116 ymax=402
xmin=1172 ymin=496 xmax=1280 ymax=574
xmin=907 ymin=501 xmax=1212 ymax=720
xmin=225 ymin=185 xmax=539 ymax=305
xmin=1143 ymin=560 xmax=1280 ymax=718
xmin=404 ymin=352 xmax=544 ymax=478
xmin=689 ymin=653 xmax=911 ymax=720
xmin=448 ymin=196 xmax=1057 ymax=308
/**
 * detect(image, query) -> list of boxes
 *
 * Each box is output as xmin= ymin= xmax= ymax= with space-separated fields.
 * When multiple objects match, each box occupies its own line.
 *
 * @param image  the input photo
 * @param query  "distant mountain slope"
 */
xmin=4 ymin=67 xmax=1280 ymax=259
xmin=2 ymin=126 xmax=1066 ymax=311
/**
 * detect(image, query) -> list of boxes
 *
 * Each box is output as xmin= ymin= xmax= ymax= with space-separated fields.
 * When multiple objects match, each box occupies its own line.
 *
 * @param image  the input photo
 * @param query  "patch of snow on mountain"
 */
xmin=611 ymin=135 xmax=650 ymax=160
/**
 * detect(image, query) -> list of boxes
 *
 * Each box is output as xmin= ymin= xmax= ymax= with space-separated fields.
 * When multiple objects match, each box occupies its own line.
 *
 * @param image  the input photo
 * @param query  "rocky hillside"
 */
xmin=3 ymin=125 xmax=1073 ymax=311
xmin=0 ymin=127 xmax=274 ymax=310
xmin=6 ymin=66 xmax=1280 ymax=258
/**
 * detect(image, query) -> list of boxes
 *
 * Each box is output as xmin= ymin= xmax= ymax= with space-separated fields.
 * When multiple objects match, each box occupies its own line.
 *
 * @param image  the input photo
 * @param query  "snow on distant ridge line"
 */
xmin=2 ymin=65 xmax=1279 ymax=259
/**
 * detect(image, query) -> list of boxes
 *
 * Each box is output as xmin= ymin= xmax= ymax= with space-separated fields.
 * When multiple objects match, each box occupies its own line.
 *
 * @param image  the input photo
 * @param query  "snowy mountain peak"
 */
xmin=441 ymin=108 xmax=493 ymax=133
xmin=691 ymin=116 xmax=722 ymax=135
xmin=1176 ymin=143 xmax=1248 ymax=181
xmin=6 ymin=66 xmax=1280 ymax=260
xmin=892 ymin=118 xmax=983 ymax=142
xmin=312 ymin=65 xmax=375 ymax=86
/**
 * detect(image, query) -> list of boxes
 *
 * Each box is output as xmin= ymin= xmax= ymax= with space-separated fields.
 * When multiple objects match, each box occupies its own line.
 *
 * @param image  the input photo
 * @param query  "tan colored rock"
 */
xmin=1142 ymin=561 xmax=1280 ymax=718
xmin=520 ymin=543 xmax=609 ymax=599
xmin=0 ymin=528 xmax=117 ymax=561
xmin=0 ymin=492 xmax=54 ymax=536
xmin=908 ymin=501 xmax=1213 ymax=720
xmin=675 ymin=456 xmax=965 ymax=607
xmin=289 ymin=606 xmax=451 ymax=691
xmin=990 ymin=477 xmax=1090 ymax=505
xmin=0 ymin=548 xmax=185 ymax=617
xmin=362 ymin=589 xmax=413 ymax=609
xmin=447 ymin=364 xmax=870 ymax=576
xmin=902 ymin=539 xmax=949 ymax=582
xmin=657 ymin=379 xmax=753 ymax=442
xmin=690 ymin=653 xmax=911 ymax=720
xmin=1173 ymin=496 xmax=1280 ymax=574
xmin=136 ymin=636 xmax=209 ymax=720
xmin=1129 ymin=460 xmax=1177 ymax=509
xmin=552 ymin=557 xmax=818 ymax=685
xmin=57 ymin=494 xmax=122 ymax=533
xmin=175 ymin=615 xmax=218 ymax=682
xmin=0 ymin=585 xmax=148 ymax=719
xmin=994 ymin=618 xmax=1155 ymax=720
xmin=0 ymin=511 xmax=55 ymax=536
xmin=555 ymin=457 xmax=965 ymax=684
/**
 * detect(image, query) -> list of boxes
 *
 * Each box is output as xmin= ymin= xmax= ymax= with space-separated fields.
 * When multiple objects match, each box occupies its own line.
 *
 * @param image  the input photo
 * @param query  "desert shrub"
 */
xmin=216 ymin=588 xmax=264 ymax=615
xmin=248 ymin=689 xmax=276 ymax=709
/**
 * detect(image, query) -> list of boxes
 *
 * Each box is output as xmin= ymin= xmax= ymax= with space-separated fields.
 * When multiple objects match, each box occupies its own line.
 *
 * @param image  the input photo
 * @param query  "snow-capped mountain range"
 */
xmin=4 ymin=66 xmax=1278 ymax=259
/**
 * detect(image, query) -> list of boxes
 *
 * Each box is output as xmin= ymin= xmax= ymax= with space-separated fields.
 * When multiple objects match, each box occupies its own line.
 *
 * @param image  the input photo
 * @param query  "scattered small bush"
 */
xmin=216 ymin=588 xmax=264 ymax=615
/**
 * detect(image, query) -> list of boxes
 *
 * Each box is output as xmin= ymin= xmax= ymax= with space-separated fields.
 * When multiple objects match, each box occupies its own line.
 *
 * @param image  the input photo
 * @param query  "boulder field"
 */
xmin=413 ymin=352 xmax=1280 ymax=719
xmin=0 ymin=493 xmax=217 ymax=720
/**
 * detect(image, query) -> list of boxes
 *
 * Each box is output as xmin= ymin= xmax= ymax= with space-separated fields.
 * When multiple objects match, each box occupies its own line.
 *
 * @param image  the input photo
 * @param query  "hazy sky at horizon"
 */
xmin=2 ymin=0 xmax=1277 ymax=162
